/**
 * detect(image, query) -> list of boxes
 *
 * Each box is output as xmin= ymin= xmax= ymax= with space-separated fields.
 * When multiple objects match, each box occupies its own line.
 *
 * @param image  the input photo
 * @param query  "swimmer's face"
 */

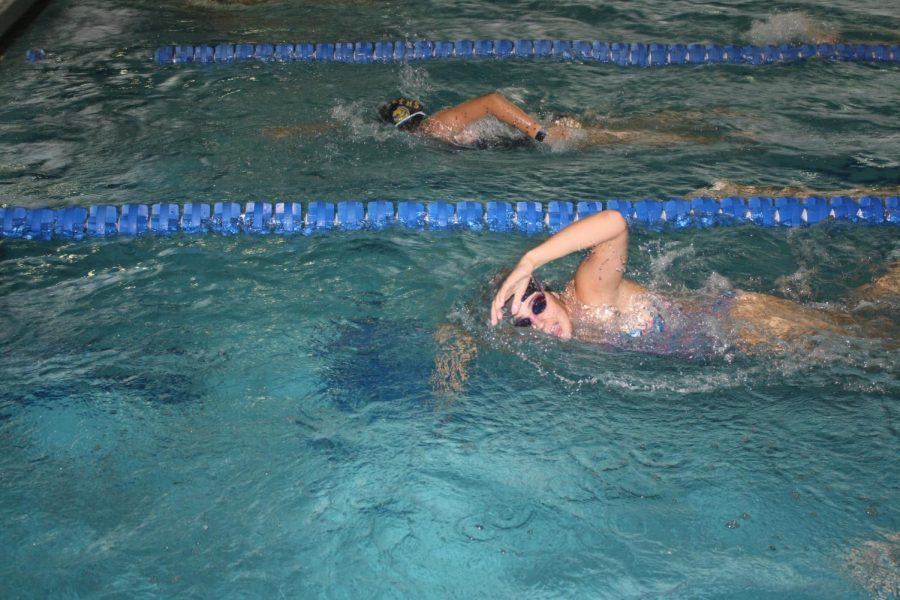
xmin=516 ymin=291 xmax=573 ymax=339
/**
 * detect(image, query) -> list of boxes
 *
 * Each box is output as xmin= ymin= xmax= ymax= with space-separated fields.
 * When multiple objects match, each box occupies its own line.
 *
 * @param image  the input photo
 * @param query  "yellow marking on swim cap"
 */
xmin=397 ymin=98 xmax=421 ymax=110
xmin=392 ymin=106 xmax=411 ymax=123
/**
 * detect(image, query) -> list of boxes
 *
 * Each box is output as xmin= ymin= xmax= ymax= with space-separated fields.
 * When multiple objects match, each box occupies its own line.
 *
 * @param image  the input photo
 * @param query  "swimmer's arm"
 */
xmin=431 ymin=324 xmax=477 ymax=401
xmin=490 ymin=210 xmax=628 ymax=324
xmin=422 ymin=92 xmax=544 ymax=141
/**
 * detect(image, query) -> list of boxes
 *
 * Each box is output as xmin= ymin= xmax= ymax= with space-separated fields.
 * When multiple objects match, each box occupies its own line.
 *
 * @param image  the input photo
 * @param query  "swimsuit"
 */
xmin=561 ymin=283 xmax=736 ymax=357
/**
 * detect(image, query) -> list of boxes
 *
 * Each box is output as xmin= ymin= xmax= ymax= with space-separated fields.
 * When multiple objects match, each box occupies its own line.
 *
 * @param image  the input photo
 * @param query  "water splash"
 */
xmin=330 ymin=99 xmax=396 ymax=143
xmin=398 ymin=63 xmax=434 ymax=100
xmin=748 ymin=12 xmax=838 ymax=45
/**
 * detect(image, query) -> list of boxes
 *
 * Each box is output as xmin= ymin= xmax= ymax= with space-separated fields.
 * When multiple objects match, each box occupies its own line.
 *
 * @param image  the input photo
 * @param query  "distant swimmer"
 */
xmin=749 ymin=12 xmax=839 ymax=45
xmin=378 ymin=92 xmax=725 ymax=150
xmin=686 ymin=180 xmax=900 ymax=200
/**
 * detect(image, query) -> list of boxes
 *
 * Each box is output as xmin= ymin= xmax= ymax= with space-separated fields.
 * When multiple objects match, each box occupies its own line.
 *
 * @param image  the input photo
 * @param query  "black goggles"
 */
xmin=513 ymin=280 xmax=547 ymax=327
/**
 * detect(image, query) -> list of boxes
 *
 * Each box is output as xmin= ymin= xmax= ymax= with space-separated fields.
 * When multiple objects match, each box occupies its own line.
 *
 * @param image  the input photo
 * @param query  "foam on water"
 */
xmin=748 ymin=11 xmax=838 ymax=45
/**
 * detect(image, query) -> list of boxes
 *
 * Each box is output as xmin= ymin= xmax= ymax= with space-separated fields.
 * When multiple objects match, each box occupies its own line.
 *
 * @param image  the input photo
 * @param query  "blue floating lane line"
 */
xmin=886 ymin=196 xmax=900 ymax=223
xmin=123 ymin=40 xmax=900 ymax=66
xmin=548 ymin=201 xmax=575 ymax=232
xmin=776 ymin=196 xmax=802 ymax=227
xmin=1 ymin=197 xmax=897 ymax=240
xmin=118 ymin=204 xmax=148 ymax=236
xmin=337 ymin=200 xmax=364 ymax=230
xmin=213 ymin=201 xmax=242 ymax=234
xmin=486 ymin=201 xmax=513 ymax=232
xmin=151 ymin=202 xmax=180 ymax=234
xmin=366 ymin=200 xmax=393 ymax=228
xmin=516 ymin=201 xmax=543 ymax=234
xmin=830 ymin=196 xmax=856 ymax=221
xmin=633 ymin=199 xmax=660 ymax=225
xmin=307 ymin=201 xmax=335 ymax=230
xmin=457 ymin=201 xmax=484 ymax=230
xmin=244 ymin=201 xmax=272 ymax=234
xmin=429 ymin=201 xmax=453 ymax=228
xmin=691 ymin=197 xmax=719 ymax=226
xmin=56 ymin=207 xmax=87 ymax=240
xmin=663 ymin=198 xmax=691 ymax=227
xmin=398 ymin=201 xmax=425 ymax=228
xmin=274 ymin=201 xmax=303 ymax=233
xmin=182 ymin=202 xmax=209 ymax=233
xmin=719 ymin=196 xmax=748 ymax=221
xmin=802 ymin=196 xmax=828 ymax=225
xmin=749 ymin=196 xmax=776 ymax=226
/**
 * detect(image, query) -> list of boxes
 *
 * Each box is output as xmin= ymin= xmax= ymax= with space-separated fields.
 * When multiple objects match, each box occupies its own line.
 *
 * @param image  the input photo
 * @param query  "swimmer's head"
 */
xmin=379 ymin=97 xmax=427 ymax=131
xmin=512 ymin=279 xmax=573 ymax=339
xmin=551 ymin=114 xmax=583 ymax=129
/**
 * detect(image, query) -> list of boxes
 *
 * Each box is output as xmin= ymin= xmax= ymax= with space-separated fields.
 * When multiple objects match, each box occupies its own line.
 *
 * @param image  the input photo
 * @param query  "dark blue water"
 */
xmin=0 ymin=1 xmax=898 ymax=598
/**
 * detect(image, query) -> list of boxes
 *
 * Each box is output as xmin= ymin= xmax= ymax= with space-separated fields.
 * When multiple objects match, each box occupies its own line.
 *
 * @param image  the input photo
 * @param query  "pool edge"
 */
xmin=0 ymin=0 xmax=48 ymax=54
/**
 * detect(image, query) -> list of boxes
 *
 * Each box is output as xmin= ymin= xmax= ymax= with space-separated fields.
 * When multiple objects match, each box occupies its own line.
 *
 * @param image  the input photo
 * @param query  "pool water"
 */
xmin=1 ymin=1 xmax=899 ymax=598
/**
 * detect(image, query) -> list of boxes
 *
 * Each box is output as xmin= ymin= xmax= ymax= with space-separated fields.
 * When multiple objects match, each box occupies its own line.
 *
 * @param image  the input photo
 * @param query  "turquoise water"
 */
xmin=1 ymin=1 xmax=899 ymax=598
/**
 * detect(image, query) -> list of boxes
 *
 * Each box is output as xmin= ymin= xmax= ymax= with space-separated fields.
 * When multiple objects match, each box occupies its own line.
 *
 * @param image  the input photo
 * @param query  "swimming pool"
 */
xmin=1 ymin=1 xmax=899 ymax=598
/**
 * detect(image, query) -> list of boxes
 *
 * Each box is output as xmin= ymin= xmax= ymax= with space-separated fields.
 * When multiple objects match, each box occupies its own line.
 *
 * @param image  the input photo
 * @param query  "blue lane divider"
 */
xmin=749 ymin=196 xmax=776 ymax=226
xmin=182 ymin=202 xmax=209 ymax=233
xmin=1 ymin=197 xmax=897 ymax=240
xmin=517 ymin=201 xmax=543 ymax=234
xmin=457 ymin=201 xmax=484 ymax=230
xmin=429 ymin=201 xmax=454 ymax=228
xmin=486 ymin=201 xmax=513 ymax=231
xmin=549 ymin=200 xmax=575 ymax=232
xmin=141 ymin=40 xmax=900 ymax=66
xmin=213 ymin=201 xmax=242 ymax=234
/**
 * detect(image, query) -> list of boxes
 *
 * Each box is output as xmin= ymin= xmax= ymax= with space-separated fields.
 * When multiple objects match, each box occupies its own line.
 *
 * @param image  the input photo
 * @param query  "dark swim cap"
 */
xmin=379 ymin=97 xmax=427 ymax=131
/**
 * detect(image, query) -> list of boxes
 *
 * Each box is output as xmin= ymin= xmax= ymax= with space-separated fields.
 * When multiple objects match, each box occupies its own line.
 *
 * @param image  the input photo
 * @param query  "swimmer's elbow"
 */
xmin=600 ymin=208 xmax=628 ymax=234
xmin=577 ymin=208 xmax=627 ymax=246
xmin=479 ymin=91 xmax=509 ymax=109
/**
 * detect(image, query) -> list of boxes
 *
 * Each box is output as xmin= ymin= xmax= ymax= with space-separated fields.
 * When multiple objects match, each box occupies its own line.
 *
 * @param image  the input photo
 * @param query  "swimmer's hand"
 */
xmin=491 ymin=256 xmax=536 ymax=326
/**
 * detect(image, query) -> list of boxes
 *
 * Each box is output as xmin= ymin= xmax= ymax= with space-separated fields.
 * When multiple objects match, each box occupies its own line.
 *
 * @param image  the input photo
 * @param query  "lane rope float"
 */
xmin=23 ymin=41 xmax=900 ymax=66
xmin=1 ymin=196 xmax=897 ymax=241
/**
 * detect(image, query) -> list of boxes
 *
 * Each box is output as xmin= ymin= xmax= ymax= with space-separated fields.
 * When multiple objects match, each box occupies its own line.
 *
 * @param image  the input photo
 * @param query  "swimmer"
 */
xmin=489 ymin=209 xmax=899 ymax=354
xmin=378 ymin=92 xmax=721 ymax=149
xmin=686 ymin=180 xmax=900 ymax=201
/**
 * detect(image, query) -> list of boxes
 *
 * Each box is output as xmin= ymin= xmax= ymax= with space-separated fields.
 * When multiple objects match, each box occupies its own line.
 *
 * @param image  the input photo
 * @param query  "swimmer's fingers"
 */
xmin=510 ymin=290 xmax=534 ymax=320
xmin=490 ymin=294 xmax=505 ymax=326
xmin=490 ymin=266 xmax=532 ymax=325
xmin=491 ymin=283 xmax=523 ymax=325
xmin=490 ymin=283 xmax=516 ymax=326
